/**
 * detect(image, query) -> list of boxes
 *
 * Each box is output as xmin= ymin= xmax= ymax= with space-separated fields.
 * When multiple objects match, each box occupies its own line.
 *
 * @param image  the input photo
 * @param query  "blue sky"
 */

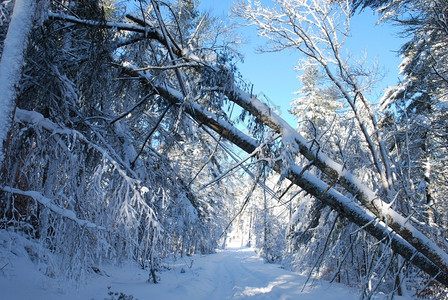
xmin=199 ymin=0 xmax=405 ymax=127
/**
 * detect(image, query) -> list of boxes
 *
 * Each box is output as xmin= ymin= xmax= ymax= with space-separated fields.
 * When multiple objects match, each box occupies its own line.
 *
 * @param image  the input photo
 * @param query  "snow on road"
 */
xmin=151 ymin=247 xmax=360 ymax=300
xmin=1 ymin=233 xmax=411 ymax=300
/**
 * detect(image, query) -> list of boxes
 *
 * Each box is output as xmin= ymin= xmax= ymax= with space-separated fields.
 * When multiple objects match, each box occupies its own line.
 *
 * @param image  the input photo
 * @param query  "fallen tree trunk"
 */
xmin=221 ymin=81 xmax=448 ymax=277
xmin=45 ymin=11 xmax=448 ymax=286
xmin=132 ymin=13 xmax=448 ymax=278
xmin=120 ymin=65 xmax=448 ymax=285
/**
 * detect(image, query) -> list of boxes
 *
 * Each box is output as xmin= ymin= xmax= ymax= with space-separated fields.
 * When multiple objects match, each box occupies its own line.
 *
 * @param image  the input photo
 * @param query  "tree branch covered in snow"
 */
xmin=0 ymin=186 xmax=104 ymax=229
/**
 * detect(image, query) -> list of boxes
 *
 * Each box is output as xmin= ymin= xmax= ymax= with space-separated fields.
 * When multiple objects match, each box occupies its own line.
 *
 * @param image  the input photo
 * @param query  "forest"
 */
xmin=1 ymin=0 xmax=448 ymax=298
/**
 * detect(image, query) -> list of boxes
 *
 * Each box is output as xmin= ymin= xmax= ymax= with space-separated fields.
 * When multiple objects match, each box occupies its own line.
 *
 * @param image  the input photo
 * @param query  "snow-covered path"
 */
xmin=3 ymin=246 xmax=361 ymax=299
xmin=2 ymin=243 xmax=412 ymax=299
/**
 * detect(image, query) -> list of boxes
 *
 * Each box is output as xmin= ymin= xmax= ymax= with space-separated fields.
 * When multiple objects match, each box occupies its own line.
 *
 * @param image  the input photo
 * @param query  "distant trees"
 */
xmin=291 ymin=59 xmax=344 ymax=138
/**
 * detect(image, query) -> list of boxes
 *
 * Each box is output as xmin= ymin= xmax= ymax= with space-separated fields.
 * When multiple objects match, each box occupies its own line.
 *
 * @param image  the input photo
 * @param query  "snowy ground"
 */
xmin=0 ymin=231 xmax=412 ymax=299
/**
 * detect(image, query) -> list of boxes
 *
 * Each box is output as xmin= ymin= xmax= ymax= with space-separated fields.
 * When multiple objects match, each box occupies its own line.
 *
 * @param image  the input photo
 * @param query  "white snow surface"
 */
xmin=0 ymin=230 xmax=414 ymax=299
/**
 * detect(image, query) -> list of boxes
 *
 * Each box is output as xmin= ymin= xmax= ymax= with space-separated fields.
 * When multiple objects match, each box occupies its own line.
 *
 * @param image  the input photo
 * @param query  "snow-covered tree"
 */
xmin=233 ymin=0 xmax=448 ymax=296
xmin=0 ymin=0 xmax=37 ymax=166
xmin=0 ymin=0 xmax=239 ymax=282
xmin=291 ymin=59 xmax=343 ymax=134
xmin=2 ymin=0 xmax=448 ymax=297
xmin=351 ymin=0 xmax=448 ymax=295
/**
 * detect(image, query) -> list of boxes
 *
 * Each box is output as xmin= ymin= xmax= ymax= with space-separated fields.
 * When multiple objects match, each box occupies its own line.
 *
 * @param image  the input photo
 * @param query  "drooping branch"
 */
xmin=0 ymin=187 xmax=104 ymax=230
xmin=48 ymin=12 xmax=171 ymax=51
xmin=13 ymin=108 xmax=162 ymax=229
xmin=15 ymin=108 xmax=139 ymax=181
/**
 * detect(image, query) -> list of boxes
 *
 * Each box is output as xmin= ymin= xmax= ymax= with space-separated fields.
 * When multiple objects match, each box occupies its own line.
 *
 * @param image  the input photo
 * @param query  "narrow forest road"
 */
xmin=2 ymin=243 xmax=412 ymax=299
